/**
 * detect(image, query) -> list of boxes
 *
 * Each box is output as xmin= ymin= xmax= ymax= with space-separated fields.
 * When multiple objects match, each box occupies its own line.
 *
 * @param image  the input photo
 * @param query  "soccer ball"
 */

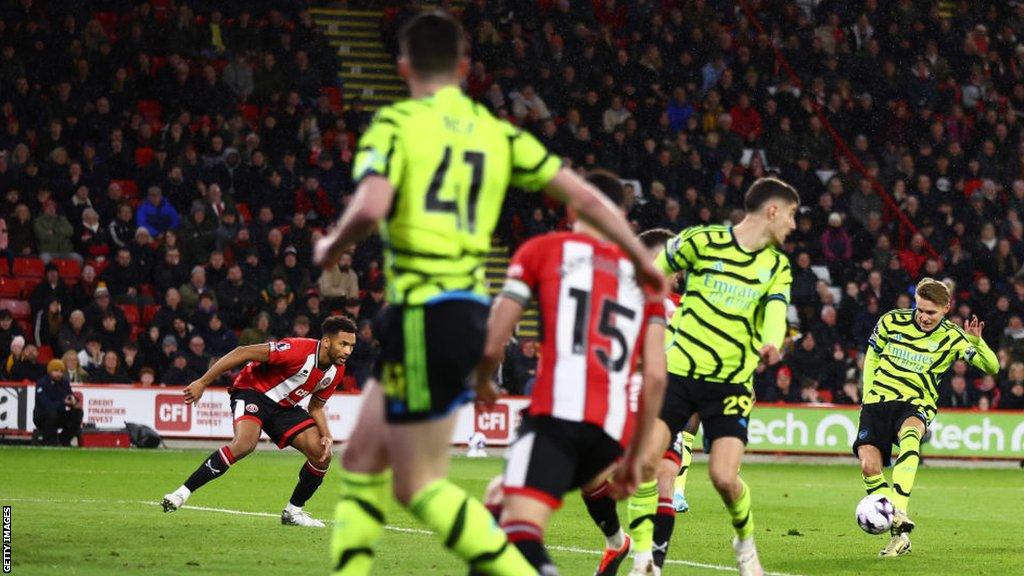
xmin=856 ymin=494 xmax=895 ymax=534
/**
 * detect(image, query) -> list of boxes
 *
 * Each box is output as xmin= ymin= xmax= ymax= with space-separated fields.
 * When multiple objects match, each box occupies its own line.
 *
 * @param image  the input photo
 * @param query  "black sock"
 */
xmin=582 ymin=484 xmax=620 ymax=538
xmin=503 ymin=521 xmax=557 ymax=574
xmin=653 ymin=498 xmax=676 ymax=569
xmin=184 ymin=446 xmax=235 ymax=492
xmin=288 ymin=460 xmax=327 ymax=507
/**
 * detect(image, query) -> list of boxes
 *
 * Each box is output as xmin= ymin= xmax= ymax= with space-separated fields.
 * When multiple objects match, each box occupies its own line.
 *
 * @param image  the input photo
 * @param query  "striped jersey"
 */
xmin=655 ymin=224 xmax=791 ymax=387
xmin=353 ymin=86 xmax=562 ymax=306
xmin=501 ymin=232 xmax=666 ymax=444
xmin=232 ymin=338 xmax=343 ymax=406
xmin=864 ymin=309 xmax=998 ymax=418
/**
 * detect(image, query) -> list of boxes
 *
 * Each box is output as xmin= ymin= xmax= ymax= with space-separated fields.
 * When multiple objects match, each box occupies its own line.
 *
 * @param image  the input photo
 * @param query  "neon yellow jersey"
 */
xmin=655 ymin=225 xmax=792 ymax=387
xmin=863 ymin=309 xmax=999 ymax=419
xmin=353 ymin=86 xmax=561 ymax=305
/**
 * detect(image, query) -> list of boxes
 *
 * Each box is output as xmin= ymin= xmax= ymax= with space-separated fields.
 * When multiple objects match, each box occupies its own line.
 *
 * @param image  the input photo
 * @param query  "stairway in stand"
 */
xmin=312 ymin=6 xmax=406 ymax=111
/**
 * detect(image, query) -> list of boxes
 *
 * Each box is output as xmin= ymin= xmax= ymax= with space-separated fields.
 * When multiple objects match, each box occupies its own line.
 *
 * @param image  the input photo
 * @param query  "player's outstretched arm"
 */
xmin=182 ymin=344 xmax=271 ymax=405
xmin=963 ymin=315 xmax=999 ymax=374
xmin=543 ymin=168 xmax=666 ymax=298
xmin=313 ymin=175 xmax=396 ymax=269
xmin=473 ymin=296 xmax=526 ymax=405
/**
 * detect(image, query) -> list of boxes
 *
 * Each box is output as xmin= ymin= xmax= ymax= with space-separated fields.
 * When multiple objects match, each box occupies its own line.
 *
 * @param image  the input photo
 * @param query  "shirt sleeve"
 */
xmin=655 ymin=228 xmax=701 ymax=275
xmin=644 ymin=300 xmax=667 ymax=326
xmin=501 ymin=236 xmax=545 ymax=306
xmin=352 ymin=110 xmax=405 ymax=188
xmin=867 ymin=314 xmax=889 ymax=354
xmin=266 ymin=338 xmax=310 ymax=368
xmin=508 ymin=128 xmax=562 ymax=192
xmin=314 ymin=366 xmax=345 ymax=402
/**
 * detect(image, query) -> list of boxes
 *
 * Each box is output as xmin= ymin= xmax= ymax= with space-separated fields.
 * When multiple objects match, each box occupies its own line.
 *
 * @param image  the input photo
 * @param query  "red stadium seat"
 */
xmin=137 ymin=100 xmax=162 ymax=122
xmin=0 ymin=260 xmax=7 ymax=276
xmin=321 ymin=86 xmax=343 ymax=112
xmin=239 ymin=104 xmax=260 ymax=124
xmin=52 ymin=258 xmax=81 ymax=280
xmin=0 ymin=277 xmax=22 ymax=299
xmin=134 ymin=147 xmax=155 ymax=167
xmin=112 ymin=179 xmax=139 ymax=200
xmin=13 ymin=258 xmax=44 ymax=279
xmin=93 ymin=11 xmax=119 ymax=34
xmin=86 ymin=259 xmax=110 ymax=276
xmin=36 ymin=345 xmax=54 ymax=364
xmin=118 ymin=304 xmax=140 ymax=326
xmin=1 ymin=299 xmax=31 ymax=320
xmin=142 ymin=304 xmax=160 ymax=325
xmin=19 ymin=278 xmax=39 ymax=296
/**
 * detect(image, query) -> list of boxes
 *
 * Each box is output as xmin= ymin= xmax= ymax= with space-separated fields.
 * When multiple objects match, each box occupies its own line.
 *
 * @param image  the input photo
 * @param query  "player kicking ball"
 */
xmin=474 ymin=171 xmax=667 ymax=576
xmin=854 ymin=279 xmax=997 ymax=556
xmin=161 ymin=316 xmax=356 ymax=527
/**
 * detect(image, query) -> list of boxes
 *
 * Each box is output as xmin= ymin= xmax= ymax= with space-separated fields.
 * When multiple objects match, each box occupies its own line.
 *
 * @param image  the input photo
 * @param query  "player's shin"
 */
xmin=627 ymin=480 xmax=658 ymax=563
xmin=652 ymin=497 xmax=675 ymax=569
xmin=408 ymin=479 xmax=539 ymax=575
xmin=863 ymin=472 xmax=892 ymax=499
xmin=330 ymin=467 xmax=391 ymax=576
xmin=675 ymin=431 xmax=695 ymax=494
xmin=726 ymin=478 xmax=754 ymax=540
xmin=288 ymin=460 xmax=327 ymax=510
xmin=891 ymin=427 xmax=922 ymax=513
xmin=582 ymin=482 xmax=625 ymax=549
xmin=502 ymin=520 xmax=557 ymax=575
xmin=183 ymin=445 xmax=236 ymax=492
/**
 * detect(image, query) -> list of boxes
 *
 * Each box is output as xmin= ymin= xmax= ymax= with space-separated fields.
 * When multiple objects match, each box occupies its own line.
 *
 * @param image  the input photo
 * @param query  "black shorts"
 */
xmin=852 ymin=401 xmax=931 ymax=467
xmin=659 ymin=374 xmax=753 ymax=444
xmin=502 ymin=414 xmax=623 ymax=509
xmin=373 ymin=298 xmax=488 ymax=423
xmin=230 ymin=388 xmax=316 ymax=449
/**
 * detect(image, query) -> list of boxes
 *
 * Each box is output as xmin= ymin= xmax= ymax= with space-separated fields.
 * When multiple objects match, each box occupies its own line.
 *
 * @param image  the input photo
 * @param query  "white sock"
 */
xmin=284 ymin=503 xmax=302 ymax=514
xmin=174 ymin=486 xmax=192 ymax=499
xmin=606 ymin=528 xmax=625 ymax=550
xmin=633 ymin=550 xmax=652 ymax=567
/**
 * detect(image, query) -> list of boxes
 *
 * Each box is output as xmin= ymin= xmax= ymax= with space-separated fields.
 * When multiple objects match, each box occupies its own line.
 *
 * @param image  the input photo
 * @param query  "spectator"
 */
xmin=69 ymin=265 xmax=99 ymax=312
xmin=179 ymin=266 xmax=216 ymax=315
xmin=761 ymin=366 xmax=802 ymax=403
xmin=154 ymin=248 xmax=189 ymax=296
xmin=136 ymin=186 xmax=181 ymax=238
xmin=346 ymin=319 xmax=378 ymax=389
xmin=61 ymin=350 xmax=88 ymax=384
xmin=29 ymin=263 xmax=70 ymax=318
xmin=102 ymin=248 xmax=142 ymax=300
xmin=183 ymin=335 xmax=209 ymax=375
xmin=223 ymin=52 xmax=255 ymax=102
xmin=504 ymin=338 xmax=539 ymax=395
xmin=33 ymin=200 xmax=78 ymax=263
xmin=7 ymin=340 xmax=43 ymax=382
xmin=239 ymin=311 xmax=272 ymax=347
xmin=318 ymin=252 xmax=360 ymax=310
xmin=939 ymin=375 xmax=976 ymax=408
xmin=57 ymin=309 xmax=88 ymax=356
xmin=89 ymin=350 xmax=131 ymax=384
xmin=33 ymin=359 xmax=82 ymax=446
xmin=161 ymin=353 xmax=198 ymax=386
xmin=33 ymin=298 xmax=63 ymax=350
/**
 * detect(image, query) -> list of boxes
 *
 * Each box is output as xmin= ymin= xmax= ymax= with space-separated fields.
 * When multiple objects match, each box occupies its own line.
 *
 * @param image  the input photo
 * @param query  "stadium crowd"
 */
xmin=1 ymin=0 xmax=1023 ymax=446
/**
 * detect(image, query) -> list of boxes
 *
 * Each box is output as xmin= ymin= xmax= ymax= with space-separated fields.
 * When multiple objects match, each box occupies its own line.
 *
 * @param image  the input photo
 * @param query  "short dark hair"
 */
xmin=399 ymin=11 xmax=465 ymax=77
xmin=322 ymin=315 xmax=357 ymax=336
xmin=585 ymin=169 xmax=626 ymax=208
xmin=638 ymin=228 xmax=675 ymax=250
xmin=743 ymin=177 xmax=800 ymax=212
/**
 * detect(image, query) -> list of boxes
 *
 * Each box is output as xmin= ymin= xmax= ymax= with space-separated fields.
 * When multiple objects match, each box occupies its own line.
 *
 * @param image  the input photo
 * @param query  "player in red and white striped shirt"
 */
xmin=473 ymin=171 xmax=667 ymax=574
xmin=161 ymin=316 xmax=356 ymax=527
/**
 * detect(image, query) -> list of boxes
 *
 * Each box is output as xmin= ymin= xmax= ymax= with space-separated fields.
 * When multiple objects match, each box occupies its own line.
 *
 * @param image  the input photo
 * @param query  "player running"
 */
xmin=161 ymin=316 xmax=357 ymax=527
xmin=313 ymin=12 xmax=665 ymax=576
xmin=627 ymin=177 xmax=797 ymax=576
xmin=475 ymin=171 xmax=667 ymax=576
xmin=854 ymin=278 xmax=997 ymax=557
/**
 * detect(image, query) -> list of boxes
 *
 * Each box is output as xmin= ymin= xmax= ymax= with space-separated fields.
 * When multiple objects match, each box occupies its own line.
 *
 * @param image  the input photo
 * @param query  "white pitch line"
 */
xmin=4 ymin=497 xmax=806 ymax=576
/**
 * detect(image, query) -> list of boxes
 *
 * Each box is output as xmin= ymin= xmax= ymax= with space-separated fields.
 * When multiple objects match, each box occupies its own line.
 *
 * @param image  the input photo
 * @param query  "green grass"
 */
xmin=1 ymin=447 xmax=1021 ymax=575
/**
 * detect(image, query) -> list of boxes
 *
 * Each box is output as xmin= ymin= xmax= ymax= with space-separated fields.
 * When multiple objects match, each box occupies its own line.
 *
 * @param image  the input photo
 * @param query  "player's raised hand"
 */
xmin=182 ymin=379 xmax=207 ymax=405
xmin=759 ymin=343 xmax=782 ymax=365
xmin=318 ymin=435 xmax=333 ymax=464
xmin=636 ymin=260 xmax=667 ymax=301
xmin=965 ymin=315 xmax=985 ymax=338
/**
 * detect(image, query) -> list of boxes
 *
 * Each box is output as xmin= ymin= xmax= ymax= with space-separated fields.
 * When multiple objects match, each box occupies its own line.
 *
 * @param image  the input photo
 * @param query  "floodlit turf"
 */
xmin=1 ymin=447 xmax=1021 ymax=575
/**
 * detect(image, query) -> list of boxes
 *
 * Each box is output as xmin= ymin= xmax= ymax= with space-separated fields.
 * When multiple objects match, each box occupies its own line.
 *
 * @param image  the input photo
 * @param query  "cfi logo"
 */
xmin=245 ymin=403 xmax=259 ymax=414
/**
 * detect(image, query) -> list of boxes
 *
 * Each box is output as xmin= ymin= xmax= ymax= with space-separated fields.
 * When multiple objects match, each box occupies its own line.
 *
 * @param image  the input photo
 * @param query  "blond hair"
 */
xmin=916 ymin=277 xmax=951 ymax=307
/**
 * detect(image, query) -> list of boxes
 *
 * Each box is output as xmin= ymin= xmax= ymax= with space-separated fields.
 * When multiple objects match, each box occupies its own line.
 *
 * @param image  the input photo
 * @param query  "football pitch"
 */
xmin=1 ymin=447 xmax=1020 ymax=575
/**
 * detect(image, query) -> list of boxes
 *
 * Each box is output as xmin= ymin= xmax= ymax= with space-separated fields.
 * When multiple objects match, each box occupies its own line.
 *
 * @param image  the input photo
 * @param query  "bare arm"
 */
xmin=313 ymin=175 xmax=396 ymax=268
xmin=182 ymin=344 xmax=269 ymax=405
xmin=627 ymin=321 xmax=667 ymax=462
xmin=473 ymin=296 xmax=526 ymax=404
xmin=544 ymin=168 xmax=666 ymax=298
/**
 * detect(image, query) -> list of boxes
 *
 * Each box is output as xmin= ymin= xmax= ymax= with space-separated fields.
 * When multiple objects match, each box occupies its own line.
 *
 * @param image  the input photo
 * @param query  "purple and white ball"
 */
xmin=856 ymin=494 xmax=895 ymax=535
